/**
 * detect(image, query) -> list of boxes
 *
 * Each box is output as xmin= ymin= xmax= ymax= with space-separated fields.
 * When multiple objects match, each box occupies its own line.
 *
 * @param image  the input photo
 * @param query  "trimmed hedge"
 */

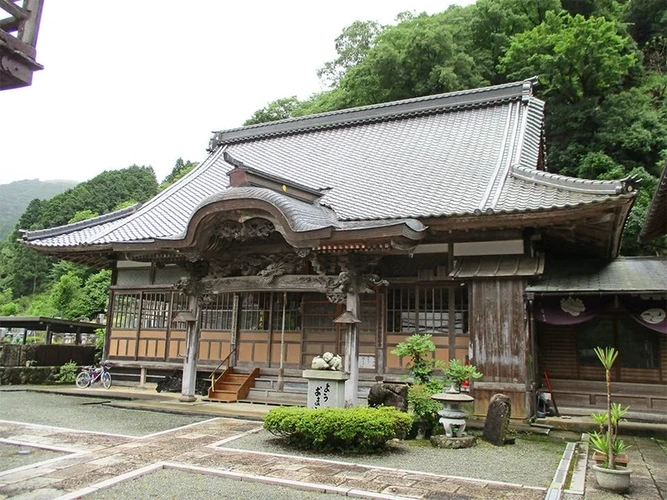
xmin=263 ymin=406 xmax=412 ymax=453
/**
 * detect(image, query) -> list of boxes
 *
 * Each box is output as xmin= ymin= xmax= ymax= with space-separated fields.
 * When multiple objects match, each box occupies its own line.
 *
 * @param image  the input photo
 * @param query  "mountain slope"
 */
xmin=0 ymin=179 xmax=78 ymax=240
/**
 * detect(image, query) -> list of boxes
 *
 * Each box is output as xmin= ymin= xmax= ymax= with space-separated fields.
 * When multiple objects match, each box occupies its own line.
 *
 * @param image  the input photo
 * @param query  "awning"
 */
xmin=450 ymin=254 xmax=544 ymax=278
xmin=526 ymin=257 xmax=666 ymax=294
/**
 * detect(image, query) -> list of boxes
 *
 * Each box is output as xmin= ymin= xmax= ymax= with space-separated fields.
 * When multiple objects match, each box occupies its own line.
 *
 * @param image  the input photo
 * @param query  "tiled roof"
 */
xmin=23 ymin=79 xmax=634 ymax=249
xmin=526 ymin=257 xmax=667 ymax=294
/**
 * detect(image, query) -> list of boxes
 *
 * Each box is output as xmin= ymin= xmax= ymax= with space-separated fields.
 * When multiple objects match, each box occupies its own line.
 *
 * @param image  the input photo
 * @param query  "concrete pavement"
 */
xmin=0 ymin=385 xmax=664 ymax=499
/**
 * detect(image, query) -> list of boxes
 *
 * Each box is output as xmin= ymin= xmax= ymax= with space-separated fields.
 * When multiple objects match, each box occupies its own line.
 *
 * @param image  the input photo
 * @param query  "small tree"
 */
xmin=591 ymin=346 xmax=629 ymax=470
xmin=391 ymin=333 xmax=444 ymax=384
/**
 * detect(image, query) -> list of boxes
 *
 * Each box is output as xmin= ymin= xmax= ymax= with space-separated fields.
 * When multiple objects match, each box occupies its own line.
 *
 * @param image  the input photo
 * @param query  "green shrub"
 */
xmin=54 ymin=360 xmax=78 ymax=383
xmin=264 ymin=406 xmax=412 ymax=453
xmin=407 ymin=383 xmax=443 ymax=438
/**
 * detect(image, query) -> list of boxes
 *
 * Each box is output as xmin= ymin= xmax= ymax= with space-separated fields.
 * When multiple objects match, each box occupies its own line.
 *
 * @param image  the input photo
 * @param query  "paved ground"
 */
xmin=0 ymin=386 xmax=664 ymax=499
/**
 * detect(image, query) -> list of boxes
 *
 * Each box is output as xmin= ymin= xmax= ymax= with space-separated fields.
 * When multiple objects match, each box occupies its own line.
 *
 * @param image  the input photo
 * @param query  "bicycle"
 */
xmin=75 ymin=361 xmax=112 ymax=389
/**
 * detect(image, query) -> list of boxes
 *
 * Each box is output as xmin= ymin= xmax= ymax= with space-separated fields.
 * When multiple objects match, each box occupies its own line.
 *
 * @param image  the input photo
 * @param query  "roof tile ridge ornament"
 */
xmin=21 ymin=203 xmax=142 ymax=242
xmin=510 ymin=164 xmax=641 ymax=195
xmin=83 ymin=146 xmax=228 ymax=245
xmin=223 ymin=151 xmax=331 ymax=203
xmin=209 ymin=80 xmax=536 ymax=149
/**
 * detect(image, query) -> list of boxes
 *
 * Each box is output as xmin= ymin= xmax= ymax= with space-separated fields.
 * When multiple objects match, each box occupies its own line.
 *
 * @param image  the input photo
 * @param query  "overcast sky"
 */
xmin=0 ymin=0 xmax=474 ymax=186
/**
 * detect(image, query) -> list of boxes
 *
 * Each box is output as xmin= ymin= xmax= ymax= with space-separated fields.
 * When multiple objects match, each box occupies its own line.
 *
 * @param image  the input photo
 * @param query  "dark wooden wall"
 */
xmin=470 ymin=278 xmax=530 ymax=419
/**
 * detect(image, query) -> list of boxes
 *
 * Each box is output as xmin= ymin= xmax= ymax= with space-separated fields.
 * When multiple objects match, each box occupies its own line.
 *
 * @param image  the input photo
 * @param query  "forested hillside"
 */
xmin=246 ymin=0 xmax=667 ymax=256
xmin=0 ymin=179 xmax=77 ymax=240
xmin=0 ymin=159 xmax=197 ymax=321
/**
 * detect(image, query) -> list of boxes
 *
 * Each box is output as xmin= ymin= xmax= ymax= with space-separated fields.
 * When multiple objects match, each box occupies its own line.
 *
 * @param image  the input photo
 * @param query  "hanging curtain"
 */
xmin=535 ymin=296 xmax=608 ymax=325
xmin=622 ymin=297 xmax=667 ymax=334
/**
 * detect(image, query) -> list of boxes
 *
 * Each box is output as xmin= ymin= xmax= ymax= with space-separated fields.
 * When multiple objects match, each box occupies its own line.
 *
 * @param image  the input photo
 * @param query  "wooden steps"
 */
xmin=207 ymin=367 xmax=259 ymax=402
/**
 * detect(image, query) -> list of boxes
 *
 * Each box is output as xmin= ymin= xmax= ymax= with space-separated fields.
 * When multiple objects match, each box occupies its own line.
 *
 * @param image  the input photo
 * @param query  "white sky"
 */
xmin=0 ymin=0 xmax=475 ymax=185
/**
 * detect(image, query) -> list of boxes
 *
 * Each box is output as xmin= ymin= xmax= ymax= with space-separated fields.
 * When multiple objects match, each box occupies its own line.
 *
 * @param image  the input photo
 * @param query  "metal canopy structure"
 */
xmin=0 ymin=316 xmax=104 ymax=334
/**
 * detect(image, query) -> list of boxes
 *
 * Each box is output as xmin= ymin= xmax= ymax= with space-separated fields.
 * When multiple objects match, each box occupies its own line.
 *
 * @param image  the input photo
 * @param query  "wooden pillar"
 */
xmin=180 ymin=294 xmax=202 ymax=402
xmin=344 ymin=291 xmax=360 ymax=407
xmin=45 ymin=323 xmax=52 ymax=345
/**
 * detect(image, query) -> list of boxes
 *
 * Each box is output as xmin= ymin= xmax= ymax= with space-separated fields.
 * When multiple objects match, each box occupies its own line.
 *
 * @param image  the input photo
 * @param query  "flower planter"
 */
xmin=592 ymin=464 xmax=632 ymax=493
xmin=592 ymin=451 xmax=629 ymax=467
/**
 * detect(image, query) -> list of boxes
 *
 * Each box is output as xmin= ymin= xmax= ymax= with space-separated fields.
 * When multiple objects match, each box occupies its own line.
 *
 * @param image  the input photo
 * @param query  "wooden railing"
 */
xmin=210 ymin=346 xmax=236 ymax=391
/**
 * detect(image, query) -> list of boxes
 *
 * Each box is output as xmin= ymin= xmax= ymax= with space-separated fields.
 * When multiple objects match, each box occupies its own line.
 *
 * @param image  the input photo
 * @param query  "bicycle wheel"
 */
xmin=101 ymin=371 xmax=112 ymax=389
xmin=75 ymin=371 xmax=91 ymax=389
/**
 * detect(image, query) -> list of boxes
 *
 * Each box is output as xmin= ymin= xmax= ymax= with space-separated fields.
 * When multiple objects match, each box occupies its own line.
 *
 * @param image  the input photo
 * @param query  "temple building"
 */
xmin=22 ymin=79 xmax=666 ymax=419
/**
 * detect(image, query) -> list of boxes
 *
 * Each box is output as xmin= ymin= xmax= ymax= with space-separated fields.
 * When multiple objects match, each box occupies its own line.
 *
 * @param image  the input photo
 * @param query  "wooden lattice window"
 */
xmin=111 ymin=292 xmax=140 ymax=329
xmin=387 ymin=288 xmax=416 ymax=333
xmin=302 ymin=294 xmax=338 ymax=332
xmin=271 ymin=293 xmax=303 ymax=331
xmin=140 ymin=292 xmax=169 ymax=329
xmin=239 ymin=292 xmax=271 ymax=330
xmin=171 ymin=292 xmax=190 ymax=330
xmin=201 ymin=293 xmax=234 ymax=330
xmin=387 ymin=285 xmax=468 ymax=335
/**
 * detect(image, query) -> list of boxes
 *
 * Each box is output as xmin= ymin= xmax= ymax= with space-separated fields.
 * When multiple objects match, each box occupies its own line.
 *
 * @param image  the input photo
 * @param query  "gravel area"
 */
xmin=0 ymin=391 xmax=207 ymax=436
xmin=222 ymin=429 xmax=567 ymax=488
xmin=92 ymin=468 xmax=342 ymax=500
xmin=0 ymin=442 xmax=64 ymax=471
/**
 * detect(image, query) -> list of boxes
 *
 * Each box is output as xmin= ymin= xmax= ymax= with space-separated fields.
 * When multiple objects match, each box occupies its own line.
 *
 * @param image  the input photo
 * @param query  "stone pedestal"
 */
xmin=302 ymin=370 xmax=348 ymax=409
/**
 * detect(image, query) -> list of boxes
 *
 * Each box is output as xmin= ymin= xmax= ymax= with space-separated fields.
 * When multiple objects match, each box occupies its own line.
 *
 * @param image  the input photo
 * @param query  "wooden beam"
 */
xmin=0 ymin=0 xmax=27 ymax=21
xmin=17 ymin=0 xmax=43 ymax=47
xmin=0 ymin=15 xmax=20 ymax=32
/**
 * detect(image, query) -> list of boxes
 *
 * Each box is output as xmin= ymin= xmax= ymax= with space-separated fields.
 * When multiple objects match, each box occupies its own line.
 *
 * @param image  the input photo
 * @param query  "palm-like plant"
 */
xmin=593 ymin=346 xmax=624 ymax=469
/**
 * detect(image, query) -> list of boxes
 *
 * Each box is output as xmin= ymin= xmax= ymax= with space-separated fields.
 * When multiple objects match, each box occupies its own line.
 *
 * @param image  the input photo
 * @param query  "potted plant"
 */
xmin=443 ymin=358 xmax=483 ymax=393
xmin=590 ymin=346 xmax=632 ymax=493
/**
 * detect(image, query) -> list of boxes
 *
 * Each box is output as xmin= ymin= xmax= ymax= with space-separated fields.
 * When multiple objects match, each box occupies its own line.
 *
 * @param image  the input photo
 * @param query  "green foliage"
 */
xmin=592 ymin=346 xmax=628 ymax=469
xmin=17 ymin=165 xmax=157 ymax=231
xmin=0 ymin=179 xmax=77 ymax=240
xmin=263 ymin=406 xmax=412 ymax=453
xmin=318 ymin=20 xmax=385 ymax=88
xmin=94 ymin=328 xmax=106 ymax=363
xmin=68 ymin=210 xmax=99 ymax=224
xmin=54 ymin=360 xmax=78 ymax=384
xmin=340 ymin=12 xmax=488 ymax=106
xmin=442 ymin=359 xmax=483 ymax=391
xmin=391 ymin=333 xmax=444 ymax=384
xmin=159 ymin=158 xmax=199 ymax=190
xmin=243 ymin=97 xmax=305 ymax=126
xmin=407 ymin=383 xmax=443 ymax=437
xmin=499 ymin=12 xmax=638 ymax=103
xmin=471 ymin=0 xmax=562 ymax=83
xmin=49 ymin=272 xmax=84 ymax=319
xmin=81 ymin=270 xmax=111 ymax=319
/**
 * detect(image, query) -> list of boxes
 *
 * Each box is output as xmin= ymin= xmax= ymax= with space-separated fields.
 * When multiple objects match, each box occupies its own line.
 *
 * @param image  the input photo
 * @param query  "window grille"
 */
xmin=271 ymin=293 xmax=303 ymax=331
xmin=239 ymin=292 xmax=272 ymax=330
xmin=140 ymin=292 xmax=169 ymax=329
xmin=111 ymin=293 xmax=140 ymax=329
xmin=171 ymin=292 xmax=190 ymax=330
xmin=200 ymin=293 xmax=234 ymax=330
xmin=387 ymin=285 xmax=468 ymax=335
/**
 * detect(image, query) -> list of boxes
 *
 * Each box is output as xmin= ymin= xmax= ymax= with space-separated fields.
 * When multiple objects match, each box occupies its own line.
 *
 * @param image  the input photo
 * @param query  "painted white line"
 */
xmin=138 ymin=417 xmax=220 ymax=439
xmin=0 ymin=437 xmax=84 ymax=454
xmin=53 ymin=462 xmax=165 ymax=500
xmin=0 ymin=419 xmax=137 ymax=439
xmin=0 ymin=451 xmax=89 ymax=479
xmin=161 ymin=462 xmax=415 ymax=499
xmin=214 ymin=446 xmax=546 ymax=492
xmin=205 ymin=427 xmax=263 ymax=448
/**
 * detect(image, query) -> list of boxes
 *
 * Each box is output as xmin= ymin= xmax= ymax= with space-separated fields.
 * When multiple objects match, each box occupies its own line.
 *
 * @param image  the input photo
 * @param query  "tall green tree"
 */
xmin=159 ymin=158 xmax=199 ymax=190
xmin=499 ymin=12 xmax=638 ymax=103
xmin=317 ymin=20 xmax=385 ymax=88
